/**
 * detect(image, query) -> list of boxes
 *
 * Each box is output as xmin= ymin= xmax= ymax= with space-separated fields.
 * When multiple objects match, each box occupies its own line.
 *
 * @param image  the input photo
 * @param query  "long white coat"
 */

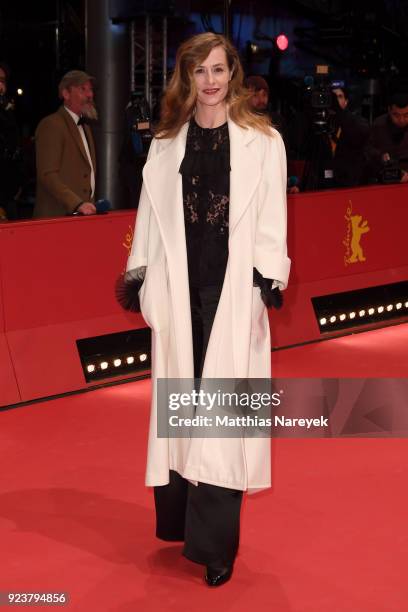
xmin=127 ymin=117 xmax=291 ymax=493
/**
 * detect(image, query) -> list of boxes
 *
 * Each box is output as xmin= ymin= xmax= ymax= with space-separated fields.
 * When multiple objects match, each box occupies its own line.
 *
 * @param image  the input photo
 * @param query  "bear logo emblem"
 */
xmin=343 ymin=201 xmax=370 ymax=265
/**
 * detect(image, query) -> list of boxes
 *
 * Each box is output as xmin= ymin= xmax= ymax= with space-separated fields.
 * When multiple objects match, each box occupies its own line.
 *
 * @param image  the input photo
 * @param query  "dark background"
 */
xmin=2 ymin=0 xmax=408 ymax=134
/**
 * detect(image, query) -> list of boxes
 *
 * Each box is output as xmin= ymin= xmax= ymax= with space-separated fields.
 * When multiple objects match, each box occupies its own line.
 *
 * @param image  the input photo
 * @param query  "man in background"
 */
xmin=34 ymin=70 xmax=98 ymax=218
xmin=325 ymin=85 xmax=370 ymax=188
xmin=366 ymin=92 xmax=408 ymax=184
xmin=245 ymin=75 xmax=289 ymax=149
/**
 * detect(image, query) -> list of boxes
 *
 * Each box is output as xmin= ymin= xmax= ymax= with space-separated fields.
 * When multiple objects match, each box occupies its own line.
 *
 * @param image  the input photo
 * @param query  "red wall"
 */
xmin=1 ymin=184 xmax=407 ymax=407
xmin=0 ymin=212 xmax=144 ymax=406
xmin=270 ymin=183 xmax=408 ymax=347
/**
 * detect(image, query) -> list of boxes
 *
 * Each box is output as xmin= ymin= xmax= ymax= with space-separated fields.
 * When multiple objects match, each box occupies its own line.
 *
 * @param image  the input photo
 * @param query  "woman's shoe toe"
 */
xmin=204 ymin=564 xmax=233 ymax=587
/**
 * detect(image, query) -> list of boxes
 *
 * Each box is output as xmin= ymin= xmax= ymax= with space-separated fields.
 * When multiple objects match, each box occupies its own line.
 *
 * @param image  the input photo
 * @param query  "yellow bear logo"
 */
xmin=348 ymin=214 xmax=370 ymax=263
xmin=343 ymin=201 xmax=370 ymax=266
xmin=122 ymin=225 xmax=133 ymax=255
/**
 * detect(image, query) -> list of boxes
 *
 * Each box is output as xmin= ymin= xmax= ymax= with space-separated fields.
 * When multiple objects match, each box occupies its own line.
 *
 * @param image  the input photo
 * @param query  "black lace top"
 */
xmin=179 ymin=117 xmax=230 ymax=287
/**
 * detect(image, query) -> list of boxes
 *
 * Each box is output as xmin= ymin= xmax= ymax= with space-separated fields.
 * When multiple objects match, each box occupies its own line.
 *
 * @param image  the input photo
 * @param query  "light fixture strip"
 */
xmin=319 ymin=299 xmax=408 ymax=328
xmin=85 ymin=352 xmax=150 ymax=375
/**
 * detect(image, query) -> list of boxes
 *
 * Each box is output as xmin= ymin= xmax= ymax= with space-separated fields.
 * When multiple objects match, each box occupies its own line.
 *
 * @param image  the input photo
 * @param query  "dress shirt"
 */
xmin=64 ymin=106 xmax=95 ymax=198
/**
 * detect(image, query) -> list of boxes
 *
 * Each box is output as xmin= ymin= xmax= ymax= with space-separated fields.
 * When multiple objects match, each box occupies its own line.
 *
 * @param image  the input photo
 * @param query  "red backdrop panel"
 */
xmin=287 ymin=183 xmax=408 ymax=283
xmin=0 ymin=212 xmax=143 ymax=404
xmin=1 ymin=184 xmax=407 ymax=406
xmin=270 ymin=184 xmax=408 ymax=347
xmin=1 ymin=212 xmax=140 ymax=329
xmin=0 ymin=244 xmax=24 ymax=405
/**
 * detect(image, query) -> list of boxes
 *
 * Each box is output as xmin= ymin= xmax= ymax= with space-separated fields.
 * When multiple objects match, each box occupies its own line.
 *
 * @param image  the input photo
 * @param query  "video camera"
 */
xmin=304 ymin=65 xmax=342 ymax=135
xmin=379 ymin=153 xmax=405 ymax=183
xmin=125 ymin=92 xmax=153 ymax=156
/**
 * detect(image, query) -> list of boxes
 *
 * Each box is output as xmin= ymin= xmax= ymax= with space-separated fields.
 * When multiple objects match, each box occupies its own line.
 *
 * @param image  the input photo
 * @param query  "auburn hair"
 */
xmin=154 ymin=32 xmax=273 ymax=139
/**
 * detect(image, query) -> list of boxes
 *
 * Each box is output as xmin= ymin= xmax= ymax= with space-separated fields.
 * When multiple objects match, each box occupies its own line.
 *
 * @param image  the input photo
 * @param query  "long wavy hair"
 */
xmin=154 ymin=32 xmax=273 ymax=139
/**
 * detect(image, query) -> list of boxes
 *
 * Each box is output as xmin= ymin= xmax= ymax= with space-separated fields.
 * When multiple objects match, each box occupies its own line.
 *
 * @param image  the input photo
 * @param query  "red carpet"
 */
xmin=0 ymin=323 xmax=407 ymax=611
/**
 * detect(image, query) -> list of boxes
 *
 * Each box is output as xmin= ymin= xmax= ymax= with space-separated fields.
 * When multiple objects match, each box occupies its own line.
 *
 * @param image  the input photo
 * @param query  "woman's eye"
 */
xmin=194 ymin=68 xmax=204 ymax=74
xmin=215 ymin=67 xmax=225 ymax=73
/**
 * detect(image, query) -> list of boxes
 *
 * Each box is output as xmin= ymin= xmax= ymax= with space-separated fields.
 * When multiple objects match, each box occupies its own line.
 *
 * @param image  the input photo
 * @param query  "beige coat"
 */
xmin=34 ymin=106 xmax=96 ymax=218
xmin=127 ymin=117 xmax=291 ymax=493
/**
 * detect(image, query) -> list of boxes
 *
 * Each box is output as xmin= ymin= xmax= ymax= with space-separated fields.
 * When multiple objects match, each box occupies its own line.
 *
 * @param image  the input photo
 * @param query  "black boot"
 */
xmin=204 ymin=563 xmax=234 ymax=587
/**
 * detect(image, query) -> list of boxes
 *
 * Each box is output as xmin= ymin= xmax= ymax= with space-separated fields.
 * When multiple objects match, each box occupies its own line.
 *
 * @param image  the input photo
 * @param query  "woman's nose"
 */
xmin=205 ymin=69 xmax=216 ymax=85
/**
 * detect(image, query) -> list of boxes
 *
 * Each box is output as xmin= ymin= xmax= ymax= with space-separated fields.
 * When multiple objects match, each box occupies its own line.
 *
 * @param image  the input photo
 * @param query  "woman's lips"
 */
xmin=203 ymin=88 xmax=219 ymax=94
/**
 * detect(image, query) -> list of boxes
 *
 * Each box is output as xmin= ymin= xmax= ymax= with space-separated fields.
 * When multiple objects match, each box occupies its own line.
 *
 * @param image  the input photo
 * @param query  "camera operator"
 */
xmin=289 ymin=70 xmax=369 ymax=191
xmin=0 ymin=61 xmax=22 ymax=220
xmin=365 ymin=92 xmax=408 ymax=184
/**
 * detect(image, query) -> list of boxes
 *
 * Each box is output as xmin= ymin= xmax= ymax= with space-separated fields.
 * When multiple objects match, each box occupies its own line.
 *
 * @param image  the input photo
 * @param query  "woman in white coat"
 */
xmin=123 ymin=32 xmax=290 ymax=587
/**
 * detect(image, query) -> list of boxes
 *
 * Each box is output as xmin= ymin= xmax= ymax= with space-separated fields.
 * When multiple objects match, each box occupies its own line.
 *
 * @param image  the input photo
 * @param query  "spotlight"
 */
xmin=126 ymin=356 xmax=135 ymax=365
xmin=87 ymin=364 xmax=95 ymax=373
xmin=377 ymin=306 xmax=384 ymax=313
xmin=405 ymin=302 xmax=408 ymax=308
xmin=396 ymin=302 xmax=402 ymax=310
xmin=349 ymin=312 xmax=356 ymax=319
xmin=359 ymin=310 xmax=366 ymax=317
xmin=100 ymin=361 xmax=108 ymax=370
xmin=339 ymin=314 xmax=346 ymax=321
xmin=139 ymin=353 xmax=148 ymax=362
xmin=386 ymin=304 xmax=393 ymax=312
xmin=17 ymin=88 xmax=23 ymax=96
xmin=113 ymin=359 xmax=121 ymax=367
xmin=276 ymin=34 xmax=289 ymax=51
xmin=330 ymin=315 xmax=336 ymax=323
xmin=368 ymin=308 xmax=375 ymax=315
xmin=320 ymin=317 xmax=327 ymax=325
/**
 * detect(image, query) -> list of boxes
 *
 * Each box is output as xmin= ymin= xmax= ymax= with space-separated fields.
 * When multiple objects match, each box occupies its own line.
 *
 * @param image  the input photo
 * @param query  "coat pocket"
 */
xmin=251 ymin=286 xmax=268 ymax=341
xmin=139 ymin=264 xmax=169 ymax=332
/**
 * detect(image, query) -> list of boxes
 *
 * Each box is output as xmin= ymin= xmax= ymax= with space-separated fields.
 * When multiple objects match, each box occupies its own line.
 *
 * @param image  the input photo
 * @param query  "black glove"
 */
xmin=253 ymin=267 xmax=283 ymax=309
xmin=115 ymin=267 xmax=145 ymax=312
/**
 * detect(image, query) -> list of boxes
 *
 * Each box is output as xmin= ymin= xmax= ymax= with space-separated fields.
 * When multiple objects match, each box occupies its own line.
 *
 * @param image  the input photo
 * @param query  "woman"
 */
xmin=123 ymin=32 xmax=290 ymax=586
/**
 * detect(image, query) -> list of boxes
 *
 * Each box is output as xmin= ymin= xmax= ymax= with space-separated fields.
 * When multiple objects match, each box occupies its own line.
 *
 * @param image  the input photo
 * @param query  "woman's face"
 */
xmin=192 ymin=46 xmax=232 ymax=109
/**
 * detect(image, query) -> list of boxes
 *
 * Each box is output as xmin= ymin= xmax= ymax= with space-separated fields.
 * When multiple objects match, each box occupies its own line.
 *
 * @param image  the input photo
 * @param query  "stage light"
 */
xmin=77 ymin=328 xmax=151 ymax=382
xmin=312 ymin=281 xmax=408 ymax=334
xmin=276 ymin=34 xmax=289 ymax=51
xmin=17 ymin=88 xmax=23 ymax=96
xmin=139 ymin=353 xmax=148 ymax=362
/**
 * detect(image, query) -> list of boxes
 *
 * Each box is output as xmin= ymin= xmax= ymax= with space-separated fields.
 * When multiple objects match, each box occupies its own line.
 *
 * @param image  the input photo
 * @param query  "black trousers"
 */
xmin=153 ymin=285 xmax=243 ymax=566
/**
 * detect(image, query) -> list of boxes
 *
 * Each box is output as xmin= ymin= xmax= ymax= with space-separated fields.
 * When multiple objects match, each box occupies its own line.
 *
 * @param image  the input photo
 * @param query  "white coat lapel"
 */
xmin=228 ymin=119 xmax=261 ymax=235
xmin=142 ymin=123 xmax=194 ymax=378
xmin=142 ymin=123 xmax=189 ymax=269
